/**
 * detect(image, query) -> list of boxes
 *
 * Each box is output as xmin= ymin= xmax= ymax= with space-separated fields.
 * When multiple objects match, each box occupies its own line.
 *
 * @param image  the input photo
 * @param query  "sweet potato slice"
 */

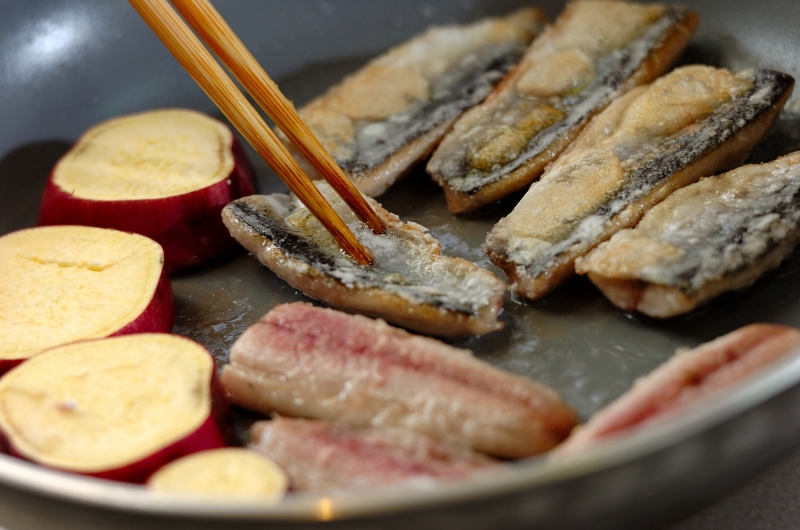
xmin=0 ymin=334 xmax=227 ymax=482
xmin=148 ymin=448 xmax=287 ymax=500
xmin=38 ymin=109 xmax=258 ymax=271
xmin=0 ymin=225 xmax=173 ymax=373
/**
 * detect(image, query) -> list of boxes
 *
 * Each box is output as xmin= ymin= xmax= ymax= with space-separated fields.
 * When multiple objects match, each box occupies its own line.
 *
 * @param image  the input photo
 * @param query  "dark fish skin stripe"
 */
xmin=340 ymin=45 xmax=526 ymax=175
xmin=451 ymin=7 xmax=695 ymax=195
xmin=523 ymin=70 xmax=795 ymax=279
xmin=225 ymin=200 xmax=482 ymax=315
xmin=672 ymin=264 xmax=701 ymax=289
xmin=225 ymin=201 xmax=336 ymax=268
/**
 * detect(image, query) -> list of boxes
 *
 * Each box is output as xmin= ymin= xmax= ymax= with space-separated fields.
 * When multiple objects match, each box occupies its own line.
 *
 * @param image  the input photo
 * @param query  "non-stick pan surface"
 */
xmin=1 ymin=1 xmax=800 ymax=529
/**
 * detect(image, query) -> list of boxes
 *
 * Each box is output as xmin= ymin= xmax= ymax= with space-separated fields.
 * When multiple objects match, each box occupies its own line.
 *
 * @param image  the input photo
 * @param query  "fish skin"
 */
xmin=249 ymin=417 xmax=500 ymax=493
xmin=485 ymin=67 xmax=794 ymax=300
xmin=222 ymin=303 xmax=578 ymax=458
xmin=555 ymin=324 xmax=800 ymax=456
xmin=427 ymin=1 xmax=699 ymax=213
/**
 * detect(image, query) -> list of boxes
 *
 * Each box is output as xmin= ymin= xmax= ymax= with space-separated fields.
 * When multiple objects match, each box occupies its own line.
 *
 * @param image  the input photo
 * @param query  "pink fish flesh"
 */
xmin=249 ymin=417 xmax=500 ymax=493
xmin=222 ymin=303 xmax=578 ymax=458
xmin=556 ymin=323 xmax=800 ymax=456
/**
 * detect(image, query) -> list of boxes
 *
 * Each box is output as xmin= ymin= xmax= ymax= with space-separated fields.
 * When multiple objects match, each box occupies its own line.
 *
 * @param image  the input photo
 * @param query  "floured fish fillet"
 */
xmin=222 ymin=303 xmax=578 ymax=458
xmin=280 ymin=8 xmax=547 ymax=197
xmin=222 ymin=183 xmax=506 ymax=337
xmin=556 ymin=324 xmax=800 ymax=456
xmin=428 ymin=1 xmax=698 ymax=213
xmin=249 ymin=418 xmax=500 ymax=493
xmin=485 ymin=66 xmax=794 ymax=300
xmin=576 ymin=152 xmax=800 ymax=317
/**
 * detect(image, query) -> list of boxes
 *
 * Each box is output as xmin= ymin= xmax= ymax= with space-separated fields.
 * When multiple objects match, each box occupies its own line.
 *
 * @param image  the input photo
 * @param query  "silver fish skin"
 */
xmin=555 ymin=324 xmax=800 ymax=457
xmin=427 ymin=1 xmax=698 ymax=213
xmin=485 ymin=66 xmax=794 ymax=300
xmin=222 ymin=182 xmax=506 ymax=337
xmin=222 ymin=303 xmax=578 ymax=458
xmin=577 ymin=152 xmax=800 ymax=317
xmin=249 ymin=417 xmax=500 ymax=493
xmin=280 ymin=8 xmax=546 ymax=198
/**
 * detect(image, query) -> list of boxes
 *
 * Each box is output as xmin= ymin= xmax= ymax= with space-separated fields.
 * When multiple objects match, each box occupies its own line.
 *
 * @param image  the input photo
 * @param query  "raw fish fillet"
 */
xmin=249 ymin=417 xmax=500 ymax=493
xmin=222 ymin=303 xmax=578 ymax=458
xmin=556 ymin=324 xmax=800 ymax=456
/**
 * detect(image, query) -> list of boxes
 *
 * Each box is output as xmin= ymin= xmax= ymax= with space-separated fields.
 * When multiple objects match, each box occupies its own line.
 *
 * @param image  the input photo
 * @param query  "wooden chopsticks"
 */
xmin=171 ymin=0 xmax=386 ymax=236
xmin=129 ymin=0 xmax=379 ymax=266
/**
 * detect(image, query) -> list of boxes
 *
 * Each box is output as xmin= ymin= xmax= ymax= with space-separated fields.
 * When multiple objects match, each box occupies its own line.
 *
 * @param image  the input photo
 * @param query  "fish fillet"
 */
xmin=280 ymin=8 xmax=547 ymax=197
xmin=485 ymin=66 xmax=794 ymax=300
xmin=556 ymin=324 xmax=800 ymax=456
xmin=428 ymin=1 xmax=698 ymax=213
xmin=222 ymin=303 xmax=578 ymax=458
xmin=576 ymin=152 xmax=800 ymax=317
xmin=249 ymin=417 xmax=500 ymax=493
xmin=222 ymin=183 xmax=506 ymax=337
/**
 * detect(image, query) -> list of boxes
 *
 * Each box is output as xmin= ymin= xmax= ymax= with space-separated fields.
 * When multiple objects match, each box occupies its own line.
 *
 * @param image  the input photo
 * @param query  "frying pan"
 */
xmin=1 ymin=1 xmax=800 ymax=529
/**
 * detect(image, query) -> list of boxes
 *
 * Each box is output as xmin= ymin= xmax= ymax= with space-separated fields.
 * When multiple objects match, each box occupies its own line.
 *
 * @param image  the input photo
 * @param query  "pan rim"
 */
xmin=0 ymin=348 xmax=797 ymax=521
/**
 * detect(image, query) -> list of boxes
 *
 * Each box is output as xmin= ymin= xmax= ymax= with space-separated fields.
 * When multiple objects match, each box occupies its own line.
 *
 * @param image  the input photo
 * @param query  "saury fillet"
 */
xmin=222 ymin=303 xmax=578 ymax=458
xmin=223 ymin=182 xmax=506 ymax=337
xmin=428 ymin=1 xmax=698 ymax=213
xmin=485 ymin=66 xmax=794 ymax=300
xmin=249 ymin=417 xmax=500 ymax=493
xmin=281 ymin=8 xmax=546 ymax=197
xmin=556 ymin=324 xmax=800 ymax=456
xmin=576 ymin=152 xmax=800 ymax=317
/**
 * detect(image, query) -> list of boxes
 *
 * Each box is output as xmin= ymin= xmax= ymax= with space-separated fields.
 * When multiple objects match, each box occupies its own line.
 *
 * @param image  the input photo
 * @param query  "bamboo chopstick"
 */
xmin=129 ymin=0 xmax=375 ymax=266
xmin=171 ymin=0 xmax=386 ymax=235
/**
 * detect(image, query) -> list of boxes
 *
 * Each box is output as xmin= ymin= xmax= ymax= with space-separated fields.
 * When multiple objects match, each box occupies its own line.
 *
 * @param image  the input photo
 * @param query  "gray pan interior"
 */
xmin=1 ymin=1 xmax=800 ymax=529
